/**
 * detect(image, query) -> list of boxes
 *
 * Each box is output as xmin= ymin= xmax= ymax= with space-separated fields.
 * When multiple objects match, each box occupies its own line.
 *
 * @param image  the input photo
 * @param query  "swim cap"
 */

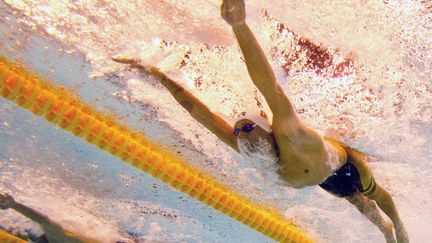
xmin=237 ymin=107 xmax=272 ymax=133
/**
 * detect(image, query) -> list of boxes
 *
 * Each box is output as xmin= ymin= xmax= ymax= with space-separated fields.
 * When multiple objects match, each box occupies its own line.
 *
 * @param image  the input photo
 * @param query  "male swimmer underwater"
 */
xmin=113 ymin=0 xmax=408 ymax=242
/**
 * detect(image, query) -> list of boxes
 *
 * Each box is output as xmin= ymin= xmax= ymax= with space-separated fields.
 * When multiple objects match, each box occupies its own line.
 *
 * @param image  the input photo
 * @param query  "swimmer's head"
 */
xmin=235 ymin=109 xmax=271 ymax=133
xmin=234 ymin=109 xmax=278 ymax=162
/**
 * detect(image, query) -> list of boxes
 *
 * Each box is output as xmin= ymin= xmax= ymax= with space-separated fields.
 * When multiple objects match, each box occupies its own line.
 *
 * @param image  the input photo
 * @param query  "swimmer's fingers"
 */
xmin=112 ymin=53 xmax=177 ymax=85
xmin=112 ymin=53 xmax=142 ymax=65
xmin=112 ymin=52 xmax=155 ymax=73
xmin=0 ymin=193 xmax=15 ymax=209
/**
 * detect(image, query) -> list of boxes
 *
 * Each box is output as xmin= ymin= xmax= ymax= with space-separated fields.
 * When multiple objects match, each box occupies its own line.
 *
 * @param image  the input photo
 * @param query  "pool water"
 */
xmin=1 ymin=1 xmax=431 ymax=242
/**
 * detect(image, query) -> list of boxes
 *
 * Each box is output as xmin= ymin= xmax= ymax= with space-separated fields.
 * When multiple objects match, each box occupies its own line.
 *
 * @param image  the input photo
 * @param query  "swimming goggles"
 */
xmin=233 ymin=123 xmax=257 ymax=136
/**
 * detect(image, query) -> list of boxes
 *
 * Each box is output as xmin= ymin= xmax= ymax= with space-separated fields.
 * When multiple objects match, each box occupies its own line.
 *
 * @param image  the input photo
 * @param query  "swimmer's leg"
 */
xmin=367 ymin=185 xmax=409 ymax=243
xmin=346 ymin=192 xmax=396 ymax=243
xmin=345 ymin=147 xmax=408 ymax=242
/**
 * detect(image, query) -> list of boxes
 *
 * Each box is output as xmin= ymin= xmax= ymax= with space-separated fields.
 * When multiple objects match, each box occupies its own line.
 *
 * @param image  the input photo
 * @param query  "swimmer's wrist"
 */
xmin=231 ymin=21 xmax=246 ymax=27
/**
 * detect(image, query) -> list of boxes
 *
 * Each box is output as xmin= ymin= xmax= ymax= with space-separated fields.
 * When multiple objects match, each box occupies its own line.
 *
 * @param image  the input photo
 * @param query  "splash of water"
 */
xmin=1 ymin=0 xmax=431 ymax=242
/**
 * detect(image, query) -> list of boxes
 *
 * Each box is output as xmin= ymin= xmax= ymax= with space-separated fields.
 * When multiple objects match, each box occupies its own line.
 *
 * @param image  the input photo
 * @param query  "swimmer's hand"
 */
xmin=112 ymin=52 xmax=150 ymax=70
xmin=113 ymin=52 xmax=168 ymax=81
xmin=112 ymin=44 xmax=179 ymax=74
xmin=0 ymin=193 xmax=15 ymax=209
xmin=221 ymin=0 xmax=246 ymax=26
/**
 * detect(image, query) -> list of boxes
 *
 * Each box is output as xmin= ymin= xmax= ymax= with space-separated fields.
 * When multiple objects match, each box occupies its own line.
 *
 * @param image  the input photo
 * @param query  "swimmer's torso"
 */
xmin=272 ymin=122 xmax=347 ymax=188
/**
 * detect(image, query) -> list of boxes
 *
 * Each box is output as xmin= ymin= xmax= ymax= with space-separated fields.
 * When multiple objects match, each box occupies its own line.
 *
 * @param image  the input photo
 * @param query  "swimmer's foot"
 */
xmin=0 ymin=193 xmax=15 ymax=209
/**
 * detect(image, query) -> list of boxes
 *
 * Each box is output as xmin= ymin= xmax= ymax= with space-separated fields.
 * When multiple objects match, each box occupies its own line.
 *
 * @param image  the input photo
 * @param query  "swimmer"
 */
xmin=112 ymin=0 xmax=408 ymax=242
xmin=0 ymin=193 xmax=99 ymax=243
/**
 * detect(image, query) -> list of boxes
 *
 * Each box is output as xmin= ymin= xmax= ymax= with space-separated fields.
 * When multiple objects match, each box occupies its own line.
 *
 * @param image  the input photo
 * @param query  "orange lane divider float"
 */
xmin=0 ymin=230 xmax=27 ymax=243
xmin=0 ymin=56 xmax=313 ymax=243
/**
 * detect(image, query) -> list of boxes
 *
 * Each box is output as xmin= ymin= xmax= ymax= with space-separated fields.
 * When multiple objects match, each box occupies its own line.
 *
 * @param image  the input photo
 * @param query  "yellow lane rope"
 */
xmin=0 ymin=230 xmax=27 ymax=243
xmin=0 ymin=56 xmax=313 ymax=243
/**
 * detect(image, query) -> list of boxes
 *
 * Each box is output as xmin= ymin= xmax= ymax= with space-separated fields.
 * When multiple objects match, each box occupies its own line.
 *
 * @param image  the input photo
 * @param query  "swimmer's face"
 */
xmin=234 ymin=119 xmax=278 ymax=161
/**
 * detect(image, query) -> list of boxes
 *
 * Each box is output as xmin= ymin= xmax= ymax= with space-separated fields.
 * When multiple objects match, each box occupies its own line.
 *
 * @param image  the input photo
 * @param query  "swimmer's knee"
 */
xmin=345 ymin=191 xmax=362 ymax=203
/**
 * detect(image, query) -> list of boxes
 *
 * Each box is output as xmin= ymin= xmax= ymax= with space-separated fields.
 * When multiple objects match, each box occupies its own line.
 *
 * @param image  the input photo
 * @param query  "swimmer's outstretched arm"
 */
xmin=221 ymin=0 xmax=299 ymax=124
xmin=111 ymin=57 xmax=239 ymax=152
xmin=1 ymin=193 xmax=99 ymax=242
xmin=0 ymin=193 xmax=57 ymax=228
xmin=149 ymin=67 xmax=239 ymax=151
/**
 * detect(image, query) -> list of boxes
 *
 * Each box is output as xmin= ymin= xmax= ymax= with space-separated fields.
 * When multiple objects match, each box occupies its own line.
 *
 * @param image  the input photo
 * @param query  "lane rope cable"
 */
xmin=0 ymin=56 xmax=313 ymax=243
